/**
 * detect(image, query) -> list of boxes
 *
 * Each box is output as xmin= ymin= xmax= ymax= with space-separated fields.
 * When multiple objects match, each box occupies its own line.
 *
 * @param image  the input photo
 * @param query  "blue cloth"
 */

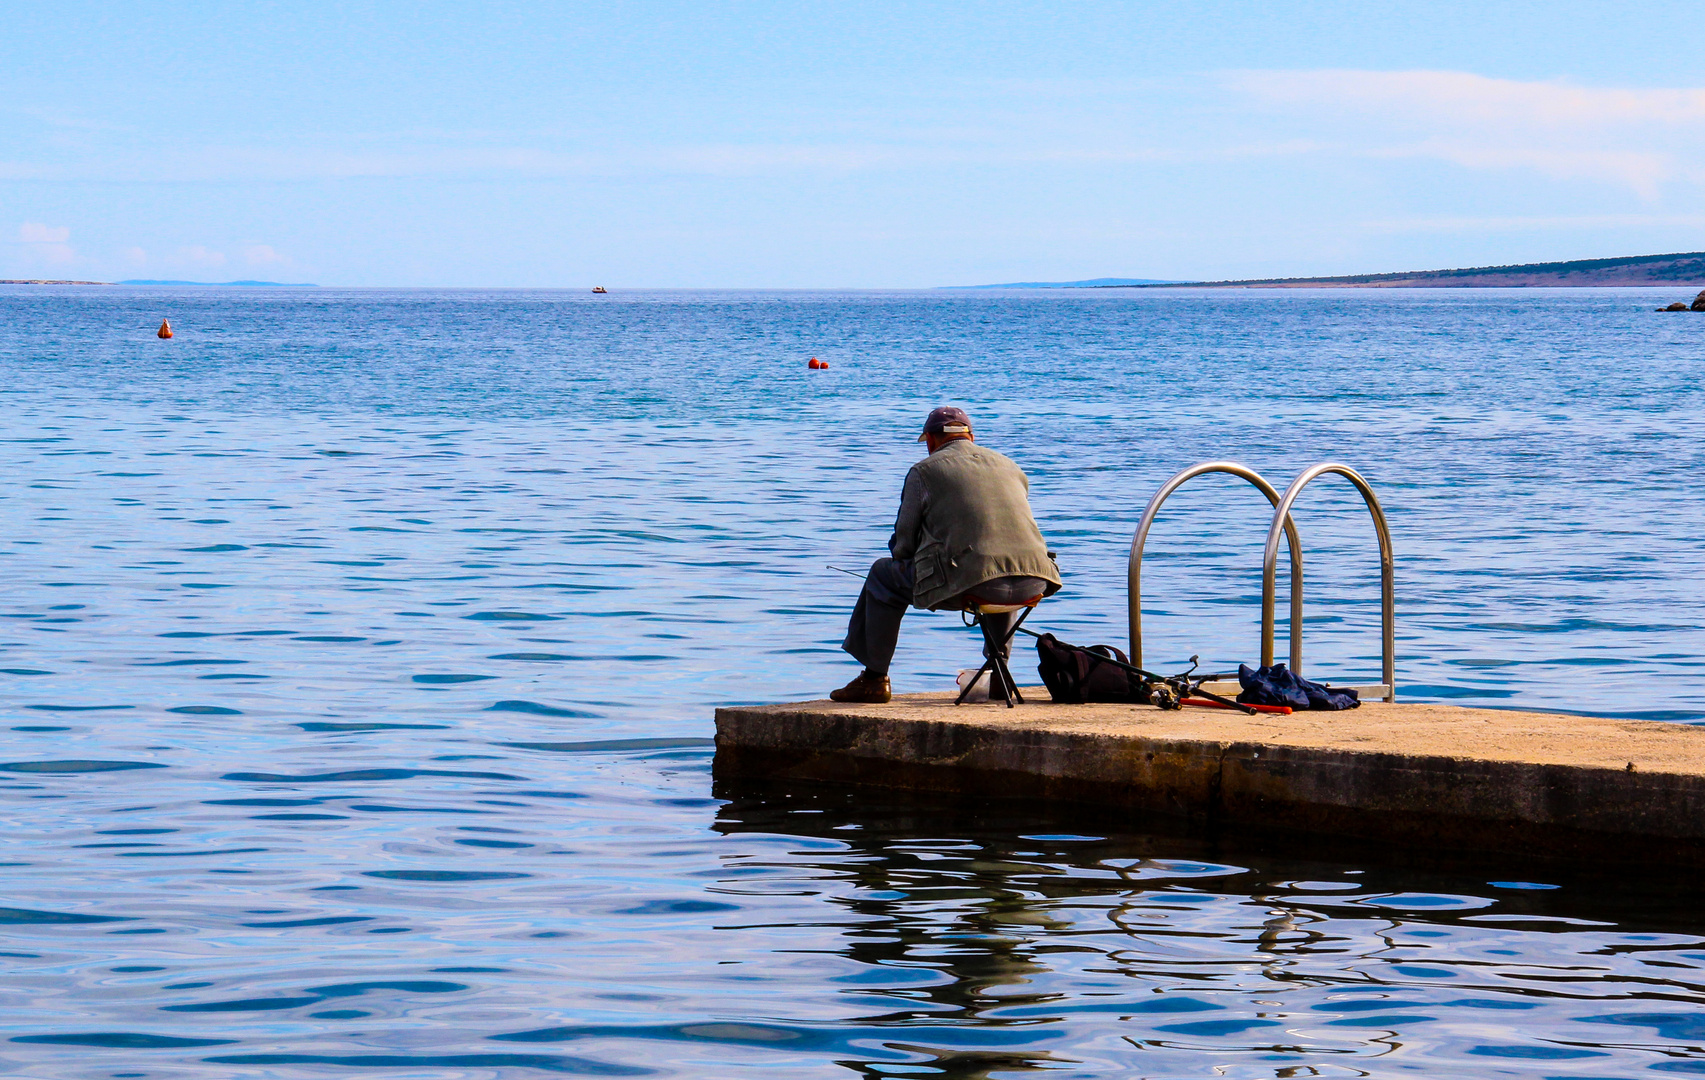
xmin=1237 ymin=663 xmax=1360 ymax=711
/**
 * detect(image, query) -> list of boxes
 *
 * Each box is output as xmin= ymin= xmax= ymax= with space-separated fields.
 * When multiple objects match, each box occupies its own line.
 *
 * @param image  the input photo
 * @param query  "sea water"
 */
xmin=1 ymin=285 xmax=1704 ymax=1077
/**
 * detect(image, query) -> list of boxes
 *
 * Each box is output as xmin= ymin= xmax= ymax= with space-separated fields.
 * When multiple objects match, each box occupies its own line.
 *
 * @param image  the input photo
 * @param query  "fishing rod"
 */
xmin=827 ymin=563 xmax=1262 ymax=715
xmin=1012 ymin=626 xmax=1257 ymax=714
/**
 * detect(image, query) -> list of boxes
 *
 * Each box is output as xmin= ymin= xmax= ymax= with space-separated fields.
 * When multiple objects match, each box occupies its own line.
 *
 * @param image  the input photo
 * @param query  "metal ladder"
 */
xmin=1128 ymin=461 xmax=1395 ymax=702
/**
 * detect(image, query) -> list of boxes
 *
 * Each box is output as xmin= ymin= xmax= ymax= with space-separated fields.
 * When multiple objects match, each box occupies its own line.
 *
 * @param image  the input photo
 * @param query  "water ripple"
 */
xmin=4 ymin=288 xmax=1705 ymax=1077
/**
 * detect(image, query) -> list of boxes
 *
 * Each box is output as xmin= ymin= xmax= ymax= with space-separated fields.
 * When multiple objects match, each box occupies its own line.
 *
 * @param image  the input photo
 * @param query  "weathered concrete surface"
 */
xmin=714 ymin=692 xmax=1705 ymax=864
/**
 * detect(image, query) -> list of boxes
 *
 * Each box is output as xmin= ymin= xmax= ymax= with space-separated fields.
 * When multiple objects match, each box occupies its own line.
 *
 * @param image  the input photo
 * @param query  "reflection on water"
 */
xmin=7 ymin=749 xmax=1705 ymax=1078
xmin=713 ymin=781 xmax=1705 ymax=1078
xmin=3 ymin=286 xmax=1705 ymax=1076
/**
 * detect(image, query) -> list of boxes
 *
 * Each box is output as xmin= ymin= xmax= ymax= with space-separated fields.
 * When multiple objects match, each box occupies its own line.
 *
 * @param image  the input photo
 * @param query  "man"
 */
xmin=832 ymin=406 xmax=1061 ymax=704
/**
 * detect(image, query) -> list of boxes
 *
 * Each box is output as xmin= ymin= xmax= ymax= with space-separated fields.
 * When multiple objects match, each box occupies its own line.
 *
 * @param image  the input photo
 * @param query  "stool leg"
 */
xmin=958 ymin=614 xmax=1006 ymax=706
xmin=1002 ymin=610 xmax=1029 ymax=702
xmin=955 ymin=654 xmax=996 ymax=705
xmin=958 ymin=607 xmax=1036 ymax=708
xmin=998 ymin=649 xmax=1022 ymax=706
xmin=991 ymin=655 xmax=1017 ymax=706
xmin=978 ymin=616 xmax=1007 ymax=706
xmin=980 ymin=610 xmax=1030 ymax=708
xmin=1004 ymin=607 xmax=1034 ymax=705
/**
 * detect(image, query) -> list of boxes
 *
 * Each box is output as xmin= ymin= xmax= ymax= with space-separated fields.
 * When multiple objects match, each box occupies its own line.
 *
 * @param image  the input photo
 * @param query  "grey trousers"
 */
xmin=841 ymin=558 xmax=1041 ymax=676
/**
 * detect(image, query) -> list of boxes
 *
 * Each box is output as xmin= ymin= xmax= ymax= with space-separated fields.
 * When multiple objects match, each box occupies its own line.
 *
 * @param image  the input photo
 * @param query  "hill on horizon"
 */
xmin=946 ymin=276 xmax=1185 ymax=289
xmin=1107 ymin=251 xmax=1705 ymax=289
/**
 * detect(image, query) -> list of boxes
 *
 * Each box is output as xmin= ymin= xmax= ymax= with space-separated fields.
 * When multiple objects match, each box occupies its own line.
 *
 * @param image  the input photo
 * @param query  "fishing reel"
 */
xmin=1146 ymin=656 xmax=1207 ymax=712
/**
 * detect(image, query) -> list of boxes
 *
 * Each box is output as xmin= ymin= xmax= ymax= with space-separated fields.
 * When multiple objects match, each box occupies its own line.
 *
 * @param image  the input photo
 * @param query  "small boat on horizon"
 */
xmin=591 ymin=286 xmax=608 ymax=294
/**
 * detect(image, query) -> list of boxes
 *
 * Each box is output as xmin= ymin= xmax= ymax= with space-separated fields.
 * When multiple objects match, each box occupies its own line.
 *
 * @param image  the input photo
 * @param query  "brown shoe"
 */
xmin=829 ymin=671 xmax=891 ymax=704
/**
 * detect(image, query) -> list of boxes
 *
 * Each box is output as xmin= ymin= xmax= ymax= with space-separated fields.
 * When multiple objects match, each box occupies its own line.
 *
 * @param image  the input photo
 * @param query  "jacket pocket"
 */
xmin=913 ymin=546 xmax=949 ymax=601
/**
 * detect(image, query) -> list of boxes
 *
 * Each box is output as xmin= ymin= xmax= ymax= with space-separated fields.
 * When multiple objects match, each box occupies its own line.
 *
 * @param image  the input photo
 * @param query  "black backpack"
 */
xmin=1035 ymin=633 xmax=1146 ymax=704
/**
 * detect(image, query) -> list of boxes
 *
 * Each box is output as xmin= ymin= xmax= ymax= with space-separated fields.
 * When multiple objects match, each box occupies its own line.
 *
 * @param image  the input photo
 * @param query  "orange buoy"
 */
xmin=817 ymin=360 xmax=829 ymax=369
xmin=807 ymin=357 xmax=819 ymax=369
xmin=157 ymin=319 xmax=173 ymax=339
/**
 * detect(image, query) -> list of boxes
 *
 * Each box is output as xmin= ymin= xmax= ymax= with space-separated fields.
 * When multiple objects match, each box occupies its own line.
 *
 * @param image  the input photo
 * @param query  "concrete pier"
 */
xmin=714 ymin=693 xmax=1705 ymax=864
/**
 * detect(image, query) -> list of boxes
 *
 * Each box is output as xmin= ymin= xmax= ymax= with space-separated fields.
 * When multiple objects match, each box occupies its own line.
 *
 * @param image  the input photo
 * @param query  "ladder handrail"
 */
xmin=1260 ymin=463 xmax=1395 ymax=701
xmin=1129 ymin=461 xmax=1304 ymax=670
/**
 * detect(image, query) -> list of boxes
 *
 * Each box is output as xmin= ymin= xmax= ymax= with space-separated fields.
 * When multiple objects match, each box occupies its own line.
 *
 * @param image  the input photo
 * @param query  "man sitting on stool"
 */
xmin=832 ymin=406 xmax=1062 ymax=704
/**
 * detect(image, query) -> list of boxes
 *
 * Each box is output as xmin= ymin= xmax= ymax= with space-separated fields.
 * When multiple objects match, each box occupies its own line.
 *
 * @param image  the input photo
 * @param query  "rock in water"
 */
xmin=1661 ymin=302 xmax=1689 ymax=311
xmin=1692 ymin=289 xmax=1705 ymax=312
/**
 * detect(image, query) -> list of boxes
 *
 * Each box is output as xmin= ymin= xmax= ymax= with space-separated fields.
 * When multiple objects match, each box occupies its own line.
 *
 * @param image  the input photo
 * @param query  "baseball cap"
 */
xmin=917 ymin=406 xmax=973 ymax=442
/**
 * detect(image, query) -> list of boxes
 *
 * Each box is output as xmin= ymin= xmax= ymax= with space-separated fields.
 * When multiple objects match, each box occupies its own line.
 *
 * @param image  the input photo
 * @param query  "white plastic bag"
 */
xmin=955 ymin=668 xmax=990 ymax=703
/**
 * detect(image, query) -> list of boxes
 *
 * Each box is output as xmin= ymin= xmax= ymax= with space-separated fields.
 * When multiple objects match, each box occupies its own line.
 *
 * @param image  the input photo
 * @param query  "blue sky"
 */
xmin=5 ymin=2 xmax=1705 ymax=287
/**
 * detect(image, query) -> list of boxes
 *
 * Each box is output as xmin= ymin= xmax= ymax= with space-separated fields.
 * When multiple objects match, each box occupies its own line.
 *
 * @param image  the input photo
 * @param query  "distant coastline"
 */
xmin=957 ymin=252 xmax=1705 ymax=290
xmin=942 ymin=276 xmax=1187 ymax=289
xmin=1121 ymin=251 xmax=1705 ymax=289
xmin=1 ymin=279 xmax=112 ymax=285
xmin=1 ymin=279 xmax=321 ymax=287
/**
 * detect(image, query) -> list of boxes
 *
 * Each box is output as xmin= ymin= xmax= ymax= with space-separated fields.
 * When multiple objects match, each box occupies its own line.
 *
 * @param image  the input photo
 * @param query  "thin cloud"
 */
xmin=1368 ymin=141 xmax=1673 ymax=197
xmin=18 ymin=222 xmax=70 ymax=243
xmin=1228 ymin=69 xmax=1705 ymax=197
xmin=0 ymin=162 xmax=53 ymax=180
xmin=6 ymin=69 xmax=1700 ymax=207
xmin=13 ymin=222 xmax=75 ymax=265
xmin=0 ymin=136 xmax=1336 ymax=185
xmin=177 ymin=245 xmax=226 ymax=267
xmin=1232 ymin=70 xmax=1705 ymax=127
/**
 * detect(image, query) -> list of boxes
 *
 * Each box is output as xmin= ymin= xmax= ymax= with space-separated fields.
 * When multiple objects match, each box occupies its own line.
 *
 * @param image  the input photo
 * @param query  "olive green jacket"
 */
xmin=889 ymin=438 xmax=1062 ymax=610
